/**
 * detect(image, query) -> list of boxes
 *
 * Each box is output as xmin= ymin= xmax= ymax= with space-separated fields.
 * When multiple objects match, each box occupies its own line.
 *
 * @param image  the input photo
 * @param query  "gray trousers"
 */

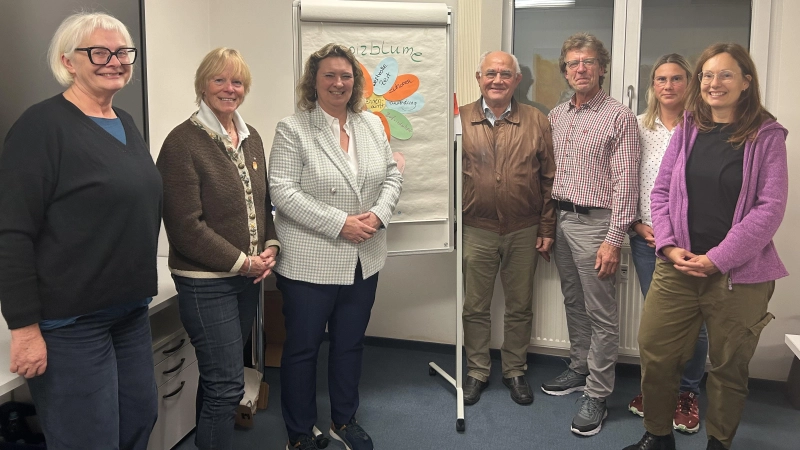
xmin=554 ymin=209 xmax=619 ymax=398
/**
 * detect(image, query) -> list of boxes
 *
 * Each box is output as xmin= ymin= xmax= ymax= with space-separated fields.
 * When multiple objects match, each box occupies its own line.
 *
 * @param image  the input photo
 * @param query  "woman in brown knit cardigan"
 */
xmin=156 ymin=48 xmax=280 ymax=450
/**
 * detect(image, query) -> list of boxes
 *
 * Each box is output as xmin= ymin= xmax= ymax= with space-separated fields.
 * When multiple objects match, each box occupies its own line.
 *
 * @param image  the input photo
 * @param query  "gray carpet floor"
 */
xmin=175 ymin=340 xmax=800 ymax=449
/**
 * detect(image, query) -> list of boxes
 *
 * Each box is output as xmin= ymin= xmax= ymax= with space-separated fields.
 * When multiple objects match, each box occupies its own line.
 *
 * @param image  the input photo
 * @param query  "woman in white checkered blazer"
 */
xmin=268 ymin=43 xmax=402 ymax=450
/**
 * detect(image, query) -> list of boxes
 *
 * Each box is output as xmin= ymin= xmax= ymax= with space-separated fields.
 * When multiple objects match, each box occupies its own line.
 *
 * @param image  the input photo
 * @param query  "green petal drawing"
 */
xmin=383 ymin=109 xmax=413 ymax=140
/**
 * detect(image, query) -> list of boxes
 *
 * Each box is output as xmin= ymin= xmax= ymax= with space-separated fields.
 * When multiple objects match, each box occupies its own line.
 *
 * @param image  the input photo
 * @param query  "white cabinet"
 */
xmin=147 ymin=301 xmax=198 ymax=450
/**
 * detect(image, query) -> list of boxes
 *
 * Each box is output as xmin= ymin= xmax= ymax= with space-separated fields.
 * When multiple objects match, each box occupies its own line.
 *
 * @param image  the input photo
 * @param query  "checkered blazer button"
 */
xmin=330 ymin=188 xmax=337 ymax=194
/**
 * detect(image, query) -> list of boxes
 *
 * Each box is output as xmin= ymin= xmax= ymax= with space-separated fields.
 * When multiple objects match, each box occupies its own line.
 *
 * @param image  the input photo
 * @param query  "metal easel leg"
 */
xmin=428 ymin=135 xmax=465 ymax=432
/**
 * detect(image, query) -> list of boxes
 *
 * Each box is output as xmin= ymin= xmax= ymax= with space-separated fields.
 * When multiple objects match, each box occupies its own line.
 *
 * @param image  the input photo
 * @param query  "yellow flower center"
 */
xmin=365 ymin=93 xmax=386 ymax=112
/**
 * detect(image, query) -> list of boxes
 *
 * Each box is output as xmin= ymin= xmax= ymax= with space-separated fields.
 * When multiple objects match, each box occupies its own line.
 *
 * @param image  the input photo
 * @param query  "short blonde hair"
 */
xmin=48 ymin=12 xmax=135 ymax=87
xmin=297 ymin=43 xmax=365 ymax=113
xmin=194 ymin=48 xmax=253 ymax=106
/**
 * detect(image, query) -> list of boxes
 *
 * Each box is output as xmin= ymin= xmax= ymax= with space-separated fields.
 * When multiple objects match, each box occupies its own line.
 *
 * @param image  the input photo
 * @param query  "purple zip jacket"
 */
xmin=651 ymin=112 xmax=788 ymax=285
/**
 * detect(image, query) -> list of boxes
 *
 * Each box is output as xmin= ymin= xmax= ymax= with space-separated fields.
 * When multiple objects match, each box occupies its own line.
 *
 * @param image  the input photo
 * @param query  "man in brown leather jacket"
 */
xmin=460 ymin=50 xmax=556 ymax=406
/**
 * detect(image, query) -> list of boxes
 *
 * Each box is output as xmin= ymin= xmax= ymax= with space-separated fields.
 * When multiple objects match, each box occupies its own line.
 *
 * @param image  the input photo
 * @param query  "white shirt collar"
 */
xmin=196 ymin=100 xmax=250 ymax=141
xmin=318 ymin=104 xmax=357 ymax=174
xmin=319 ymin=104 xmax=351 ymax=128
xmin=481 ymin=98 xmax=512 ymax=125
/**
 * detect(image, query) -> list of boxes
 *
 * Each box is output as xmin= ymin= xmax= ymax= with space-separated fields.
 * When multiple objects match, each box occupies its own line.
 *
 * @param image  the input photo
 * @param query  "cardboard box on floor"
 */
xmin=235 ymin=367 xmax=268 ymax=428
xmin=264 ymin=285 xmax=285 ymax=368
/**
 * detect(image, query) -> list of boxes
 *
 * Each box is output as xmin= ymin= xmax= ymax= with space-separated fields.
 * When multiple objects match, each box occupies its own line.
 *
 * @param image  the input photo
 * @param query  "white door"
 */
xmin=510 ymin=0 xmax=769 ymax=113
xmin=622 ymin=0 xmax=768 ymax=115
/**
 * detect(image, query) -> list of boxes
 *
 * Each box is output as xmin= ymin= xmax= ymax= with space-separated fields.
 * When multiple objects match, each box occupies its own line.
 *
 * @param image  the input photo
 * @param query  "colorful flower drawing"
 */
xmin=359 ymin=57 xmax=425 ymax=141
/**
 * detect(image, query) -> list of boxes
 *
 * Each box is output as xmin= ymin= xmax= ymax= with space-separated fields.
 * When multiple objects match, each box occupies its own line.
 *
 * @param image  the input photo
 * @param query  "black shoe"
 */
xmin=330 ymin=418 xmax=373 ymax=450
xmin=287 ymin=435 xmax=322 ymax=450
xmin=463 ymin=375 xmax=488 ymax=405
xmin=707 ymin=437 xmax=727 ymax=450
xmin=502 ymin=375 xmax=533 ymax=404
xmin=622 ymin=431 xmax=676 ymax=450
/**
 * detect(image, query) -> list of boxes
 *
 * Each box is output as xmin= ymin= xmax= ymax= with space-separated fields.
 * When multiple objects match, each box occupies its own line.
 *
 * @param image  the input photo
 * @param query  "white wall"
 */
xmin=144 ymin=0 xmax=297 ymax=155
xmin=756 ymin=0 xmax=800 ymax=381
xmin=144 ymin=0 xmax=210 ymax=158
xmin=144 ymin=0 xmax=800 ymax=381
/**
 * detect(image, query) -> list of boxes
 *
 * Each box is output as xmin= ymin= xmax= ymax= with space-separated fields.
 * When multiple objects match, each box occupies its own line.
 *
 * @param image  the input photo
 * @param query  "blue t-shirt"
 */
xmin=90 ymin=116 xmax=127 ymax=144
xmin=39 ymin=298 xmax=152 ymax=330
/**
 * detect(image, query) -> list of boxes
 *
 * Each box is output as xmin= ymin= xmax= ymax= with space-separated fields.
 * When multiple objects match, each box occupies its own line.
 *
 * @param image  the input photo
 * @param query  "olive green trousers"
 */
xmin=462 ymin=225 xmax=539 ymax=381
xmin=639 ymin=260 xmax=774 ymax=448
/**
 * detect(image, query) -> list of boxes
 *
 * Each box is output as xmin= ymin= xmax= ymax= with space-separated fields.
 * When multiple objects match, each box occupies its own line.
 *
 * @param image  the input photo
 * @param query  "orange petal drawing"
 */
xmin=383 ymin=74 xmax=419 ymax=101
xmin=359 ymin=62 xmax=374 ymax=98
xmin=374 ymin=111 xmax=391 ymax=142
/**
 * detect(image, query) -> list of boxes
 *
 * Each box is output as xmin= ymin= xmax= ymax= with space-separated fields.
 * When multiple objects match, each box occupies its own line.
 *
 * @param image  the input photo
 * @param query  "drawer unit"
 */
xmin=154 ymin=336 xmax=196 ymax=387
xmin=147 ymin=359 xmax=199 ymax=450
xmin=147 ymin=300 xmax=199 ymax=450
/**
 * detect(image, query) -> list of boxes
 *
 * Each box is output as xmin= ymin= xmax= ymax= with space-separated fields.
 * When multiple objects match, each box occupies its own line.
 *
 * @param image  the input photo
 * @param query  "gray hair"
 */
xmin=475 ymin=51 xmax=521 ymax=76
xmin=558 ymin=32 xmax=610 ymax=86
xmin=48 ymin=12 xmax=135 ymax=87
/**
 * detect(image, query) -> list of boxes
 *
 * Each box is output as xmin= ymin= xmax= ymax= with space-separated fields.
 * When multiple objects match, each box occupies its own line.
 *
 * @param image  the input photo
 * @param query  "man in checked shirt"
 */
xmin=539 ymin=33 xmax=640 ymax=437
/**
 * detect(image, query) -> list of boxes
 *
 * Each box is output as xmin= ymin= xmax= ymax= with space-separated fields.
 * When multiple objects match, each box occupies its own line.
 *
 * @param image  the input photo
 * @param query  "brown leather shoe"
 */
xmin=502 ymin=375 xmax=533 ymax=405
xmin=463 ymin=375 xmax=488 ymax=405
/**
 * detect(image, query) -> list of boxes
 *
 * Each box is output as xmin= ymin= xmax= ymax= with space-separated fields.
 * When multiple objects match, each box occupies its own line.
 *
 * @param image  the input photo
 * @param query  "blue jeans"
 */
xmin=173 ymin=275 xmax=260 ymax=450
xmin=27 ymin=305 xmax=157 ymax=450
xmin=630 ymin=234 xmax=708 ymax=394
xmin=276 ymin=262 xmax=378 ymax=442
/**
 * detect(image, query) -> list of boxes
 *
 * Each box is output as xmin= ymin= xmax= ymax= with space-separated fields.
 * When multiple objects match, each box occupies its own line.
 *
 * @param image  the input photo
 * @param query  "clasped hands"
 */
xmin=662 ymin=246 xmax=718 ymax=277
xmin=239 ymin=246 xmax=278 ymax=283
xmin=340 ymin=212 xmax=382 ymax=244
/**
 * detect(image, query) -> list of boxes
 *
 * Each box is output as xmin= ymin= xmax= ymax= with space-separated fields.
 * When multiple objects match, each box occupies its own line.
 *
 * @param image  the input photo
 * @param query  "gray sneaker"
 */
xmin=570 ymin=394 xmax=607 ymax=436
xmin=541 ymin=368 xmax=587 ymax=396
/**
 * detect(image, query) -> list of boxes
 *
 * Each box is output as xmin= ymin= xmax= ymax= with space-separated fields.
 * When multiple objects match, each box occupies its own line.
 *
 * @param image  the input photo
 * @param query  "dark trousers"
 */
xmin=27 ymin=306 xmax=157 ymax=450
xmin=276 ymin=262 xmax=378 ymax=441
xmin=173 ymin=275 xmax=260 ymax=450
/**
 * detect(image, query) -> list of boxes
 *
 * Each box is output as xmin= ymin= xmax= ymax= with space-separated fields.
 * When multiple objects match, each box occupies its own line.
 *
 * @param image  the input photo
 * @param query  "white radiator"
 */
xmin=530 ymin=245 xmax=645 ymax=357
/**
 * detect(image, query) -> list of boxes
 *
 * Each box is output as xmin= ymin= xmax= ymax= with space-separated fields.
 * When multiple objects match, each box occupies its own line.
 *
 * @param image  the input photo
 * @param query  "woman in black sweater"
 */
xmin=0 ymin=12 xmax=161 ymax=449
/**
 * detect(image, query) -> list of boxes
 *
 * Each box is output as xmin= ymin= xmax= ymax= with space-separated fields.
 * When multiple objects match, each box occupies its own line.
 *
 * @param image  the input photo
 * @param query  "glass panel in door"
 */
xmin=513 ymin=0 xmax=616 ymax=115
xmin=636 ymin=0 xmax=751 ymax=114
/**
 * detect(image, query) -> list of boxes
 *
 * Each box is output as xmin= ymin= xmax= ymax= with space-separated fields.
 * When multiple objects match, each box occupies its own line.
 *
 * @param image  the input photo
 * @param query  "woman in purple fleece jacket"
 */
xmin=625 ymin=43 xmax=788 ymax=450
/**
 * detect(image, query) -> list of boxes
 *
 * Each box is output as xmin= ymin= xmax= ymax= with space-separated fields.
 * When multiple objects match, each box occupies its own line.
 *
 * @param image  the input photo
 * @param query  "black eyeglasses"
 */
xmin=74 ymin=47 xmax=137 ymax=65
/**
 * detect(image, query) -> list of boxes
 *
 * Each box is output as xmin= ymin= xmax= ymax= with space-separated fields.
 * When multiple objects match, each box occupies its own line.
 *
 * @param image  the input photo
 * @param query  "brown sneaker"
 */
xmin=673 ymin=391 xmax=700 ymax=433
xmin=628 ymin=393 xmax=644 ymax=417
